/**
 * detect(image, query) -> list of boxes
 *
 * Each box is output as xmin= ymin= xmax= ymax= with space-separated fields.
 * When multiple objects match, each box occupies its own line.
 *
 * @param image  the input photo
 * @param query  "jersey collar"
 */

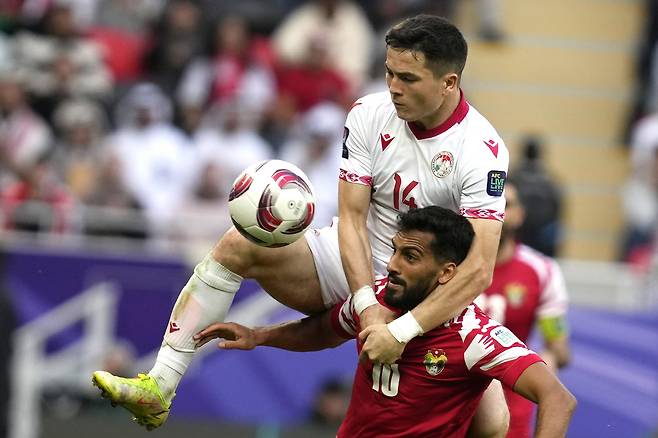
xmin=407 ymin=89 xmax=470 ymax=140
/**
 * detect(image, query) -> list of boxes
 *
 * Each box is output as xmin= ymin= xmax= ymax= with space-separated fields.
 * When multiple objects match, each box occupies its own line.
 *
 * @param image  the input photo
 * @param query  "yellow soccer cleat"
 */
xmin=92 ymin=371 xmax=173 ymax=430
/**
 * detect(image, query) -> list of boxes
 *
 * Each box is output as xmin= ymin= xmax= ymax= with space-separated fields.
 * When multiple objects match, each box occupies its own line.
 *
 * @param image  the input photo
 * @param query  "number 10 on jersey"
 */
xmin=372 ymin=363 xmax=400 ymax=397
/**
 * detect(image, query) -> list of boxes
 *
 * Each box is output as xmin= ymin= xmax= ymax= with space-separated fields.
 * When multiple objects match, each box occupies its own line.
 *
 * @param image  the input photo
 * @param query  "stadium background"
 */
xmin=0 ymin=0 xmax=657 ymax=437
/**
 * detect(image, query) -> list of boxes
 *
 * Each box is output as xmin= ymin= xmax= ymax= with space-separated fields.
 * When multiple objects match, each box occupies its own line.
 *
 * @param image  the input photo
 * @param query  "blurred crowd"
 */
xmin=0 ymin=0 xmax=504 ymax=247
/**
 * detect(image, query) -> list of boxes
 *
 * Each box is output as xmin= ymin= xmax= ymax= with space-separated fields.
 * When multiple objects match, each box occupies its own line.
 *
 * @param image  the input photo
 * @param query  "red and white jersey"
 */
xmin=476 ymin=243 xmax=569 ymax=343
xmin=340 ymin=91 xmax=509 ymax=274
xmin=330 ymin=276 xmax=543 ymax=438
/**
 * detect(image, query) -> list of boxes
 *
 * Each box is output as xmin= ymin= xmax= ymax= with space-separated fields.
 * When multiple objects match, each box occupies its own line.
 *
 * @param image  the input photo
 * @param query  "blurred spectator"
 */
xmin=272 ymin=0 xmax=375 ymax=93
xmin=0 ymin=32 xmax=11 ymax=60
xmin=107 ymin=83 xmax=196 ymax=236
xmin=177 ymin=14 xmax=276 ymax=127
xmin=0 ymin=1 xmax=22 ymax=31
xmin=477 ymin=0 xmax=505 ymax=42
xmin=627 ymin=0 xmax=658 ymax=141
xmin=172 ymin=161 xmax=231 ymax=248
xmin=280 ymin=102 xmax=345 ymax=227
xmin=511 ymin=136 xmax=564 ymax=257
xmin=275 ymin=34 xmax=351 ymax=114
xmin=94 ymin=0 xmax=164 ymax=34
xmin=197 ymin=0 xmax=291 ymax=35
xmin=143 ymin=0 xmax=206 ymax=94
xmin=83 ymin=153 xmax=149 ymax=239
xmin=620 ymin=113 xmax=658 ymax=263
xmin=12 ymin=2 xmax=113 ymax=121
xmin=194 ymin=101 xmax=273 ymax=191
xmin=87 ymin=0 xmax=163 ymax=84
xmin=51 ymin=98 xmax=108 ymax=202
xmin=0 ymin=151 xmax=76 ymax=234
xmin=310 ymin=378 xmax=350 ymax=427
xmin=0 ymin=67 xmax=53 ymax=185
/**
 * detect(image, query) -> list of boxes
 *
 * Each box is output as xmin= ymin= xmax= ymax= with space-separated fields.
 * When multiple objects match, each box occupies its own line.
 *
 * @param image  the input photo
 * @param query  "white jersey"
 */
xmin=340 ymin=91 xmax=509 ymax=274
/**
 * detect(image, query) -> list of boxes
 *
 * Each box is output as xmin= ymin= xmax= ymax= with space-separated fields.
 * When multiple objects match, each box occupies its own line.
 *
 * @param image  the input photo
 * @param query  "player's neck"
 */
xmin=415 ymin=90 xmax=461 ymax=130
xmin=496 ymin=238 xmax=516 ymax=265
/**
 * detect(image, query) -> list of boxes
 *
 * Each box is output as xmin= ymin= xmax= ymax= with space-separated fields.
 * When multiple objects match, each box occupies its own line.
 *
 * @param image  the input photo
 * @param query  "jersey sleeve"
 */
xmin=339 ymin=101 xmax=373 ymax=186
xmin=537 ymin=259 xmax=569 ymax=318
xmin=458 ymin=137 xmax=509 ymax=222
xmin=458 ymin=306 xmax=543 ymax=389
xmin=329 ymin=296 xmax=359 ymax=339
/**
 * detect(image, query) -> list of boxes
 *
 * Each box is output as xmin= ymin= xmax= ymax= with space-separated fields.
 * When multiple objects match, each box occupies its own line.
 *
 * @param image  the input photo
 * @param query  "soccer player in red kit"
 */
xmin=196 ymin=207 xmax=576 ymax=438
xmin=475 ymin=182 xmax=571 ymax=437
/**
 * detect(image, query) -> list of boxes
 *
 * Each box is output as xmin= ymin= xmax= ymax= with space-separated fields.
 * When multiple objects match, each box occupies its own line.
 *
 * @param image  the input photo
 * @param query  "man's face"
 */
xmin=385 ymin=47 xmax=451 ymax=128
xmin=384 ymin=230 xmax=444 ymax=311
xmin=501 ymin=184 xmax=525 ymax=241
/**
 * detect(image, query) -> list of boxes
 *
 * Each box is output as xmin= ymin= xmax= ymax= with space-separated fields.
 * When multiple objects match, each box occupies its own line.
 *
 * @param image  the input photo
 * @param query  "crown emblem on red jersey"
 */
xmin=423 ymin=349 xmax=448 ymax=376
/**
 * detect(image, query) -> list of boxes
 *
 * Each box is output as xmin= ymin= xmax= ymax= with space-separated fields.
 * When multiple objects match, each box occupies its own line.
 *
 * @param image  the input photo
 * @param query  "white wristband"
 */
xmin=387 ymin=312 xmax=424 ymax=344
xmin=352 ymin=285 xmax=378 ymax=315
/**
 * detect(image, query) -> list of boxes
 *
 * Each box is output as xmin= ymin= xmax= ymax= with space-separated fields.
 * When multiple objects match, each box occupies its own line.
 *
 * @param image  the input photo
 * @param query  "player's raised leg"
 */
xmin=92 ymin=226 xmax=325 ymax=429
xmin=467 ymin=380 xmax=510 ymax=438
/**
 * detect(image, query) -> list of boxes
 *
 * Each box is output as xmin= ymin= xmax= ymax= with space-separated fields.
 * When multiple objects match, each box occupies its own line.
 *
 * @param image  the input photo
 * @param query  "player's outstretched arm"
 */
xmin=538 ymin=310 xmax=571 ymax=372
xmin=338 ymin=179 xmax=390 ymax=325
xmin=194 ymin=311 xmax=347 ymax=352
xmin=513 ymin=362 xmax=577 ymax=438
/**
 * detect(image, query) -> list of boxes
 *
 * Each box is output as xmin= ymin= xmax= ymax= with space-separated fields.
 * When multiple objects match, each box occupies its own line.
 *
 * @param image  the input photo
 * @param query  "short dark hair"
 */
xmin=397 ymin=206 xmax=474 ymax=265
xmin=385 ymin=14 xmax=468 ymax=77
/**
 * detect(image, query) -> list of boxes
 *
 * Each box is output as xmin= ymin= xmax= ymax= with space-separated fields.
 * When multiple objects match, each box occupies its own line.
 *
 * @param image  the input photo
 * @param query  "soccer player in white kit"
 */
xmin=92 ymin=15 xmax=510 ymax=435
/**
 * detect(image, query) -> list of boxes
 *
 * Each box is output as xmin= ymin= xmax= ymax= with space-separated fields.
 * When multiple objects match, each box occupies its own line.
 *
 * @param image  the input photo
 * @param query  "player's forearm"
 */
xmin=411 ymin=255 xmax=490 ymax=331
xmin=534 ymin=388 xmax=577 ymax=437
xmin=256 ymin=314 xmax=346 ymax=352
xmin=338 ymin=216 xmax=374 ymax=292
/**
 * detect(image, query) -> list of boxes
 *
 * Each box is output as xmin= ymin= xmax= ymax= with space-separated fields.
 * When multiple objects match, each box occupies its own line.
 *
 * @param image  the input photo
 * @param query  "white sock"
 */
xmin=149 ymin=344 xmax=190 ymax=401
xmin=149 ymin=254 xmax=242 ymax=400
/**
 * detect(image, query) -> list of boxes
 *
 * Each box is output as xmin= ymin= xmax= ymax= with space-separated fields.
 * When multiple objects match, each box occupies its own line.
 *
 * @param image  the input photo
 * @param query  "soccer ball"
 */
xmin=228 ymin=160 xmax=316 ymax=247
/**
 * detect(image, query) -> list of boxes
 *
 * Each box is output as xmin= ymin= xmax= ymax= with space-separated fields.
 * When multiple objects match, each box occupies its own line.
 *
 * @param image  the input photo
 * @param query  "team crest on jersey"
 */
xmin=423 ymin=349 xmax=448 ymax=376
xmin=431 ymin=151 xmax=454 ymax=178
xmin=505 ymin=282 xmax=526 ymax=307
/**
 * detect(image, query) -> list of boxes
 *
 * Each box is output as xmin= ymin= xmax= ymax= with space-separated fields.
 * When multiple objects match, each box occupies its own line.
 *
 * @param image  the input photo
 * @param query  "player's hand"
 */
xmin=358 ymin=323 xmax=406 ymax=364
xmin=194 ymin=322 xmax=257 ymax=350
xmin=360 ymin=303 xmax=395 ymax=329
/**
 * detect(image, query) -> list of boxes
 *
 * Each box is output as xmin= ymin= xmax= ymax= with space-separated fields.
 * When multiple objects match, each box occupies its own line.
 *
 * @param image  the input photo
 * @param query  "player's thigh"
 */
xmin=467 ymin=380 xmax=509 ymax=438
xmin=213 ymin=227 xmax=326 ymax=314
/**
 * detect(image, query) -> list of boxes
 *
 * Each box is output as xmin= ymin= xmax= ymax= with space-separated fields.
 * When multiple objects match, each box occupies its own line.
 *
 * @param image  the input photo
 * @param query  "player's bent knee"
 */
xmin=212 ymin=227 xmax=262 ymax=277
xmin=467 ymin=380 xmax=509 ymax=438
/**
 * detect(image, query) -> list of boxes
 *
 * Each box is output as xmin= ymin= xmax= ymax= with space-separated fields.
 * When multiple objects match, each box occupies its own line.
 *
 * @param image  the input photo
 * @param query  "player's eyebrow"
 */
xmin=385 ymin=63 xmax=420 ymax=79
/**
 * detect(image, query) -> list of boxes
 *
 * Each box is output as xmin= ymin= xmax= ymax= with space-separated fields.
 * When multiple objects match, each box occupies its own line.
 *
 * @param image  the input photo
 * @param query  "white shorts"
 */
xmin=304 ymin=218 xmax=351 ymax=307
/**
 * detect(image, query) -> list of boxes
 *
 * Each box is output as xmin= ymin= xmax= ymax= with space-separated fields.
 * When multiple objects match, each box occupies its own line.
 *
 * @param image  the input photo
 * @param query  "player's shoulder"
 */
xmin=460 ymin=104 xmax=508 ymax=161
xmin=448 ymin=304 xmax=526 ymax=348
xmin=444 ymin=304 xmax=492 ymax=335
xmin=515 ymin=244 xmax=554 ymax=276
xmin=349 ymin=91 xmax=395 ymax=117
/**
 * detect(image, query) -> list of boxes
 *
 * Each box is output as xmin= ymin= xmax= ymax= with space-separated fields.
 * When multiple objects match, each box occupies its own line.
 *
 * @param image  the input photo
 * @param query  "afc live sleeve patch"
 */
xmin=342 ymin=127 xmax=350 ymax=159
xmin=486 ymin=170 xmax=506 ymax=197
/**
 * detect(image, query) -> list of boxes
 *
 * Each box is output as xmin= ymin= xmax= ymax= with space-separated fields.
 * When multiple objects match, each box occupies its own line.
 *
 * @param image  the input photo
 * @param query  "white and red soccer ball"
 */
xmin=228 ymin=160 xmax=315 ymax=247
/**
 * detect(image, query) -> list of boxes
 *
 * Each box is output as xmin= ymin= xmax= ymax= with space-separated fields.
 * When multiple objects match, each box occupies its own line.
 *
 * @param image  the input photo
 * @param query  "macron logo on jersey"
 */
xmin=380 ymin=133 xmax=395 ymax=151
xmin=483 ymin=139 xmax=499 ymax=158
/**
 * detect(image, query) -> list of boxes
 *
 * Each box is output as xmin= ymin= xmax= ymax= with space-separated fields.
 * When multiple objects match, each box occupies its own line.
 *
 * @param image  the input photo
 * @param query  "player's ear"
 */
xmin=437 ymin=261 xmax=457 ymax=284
xmin=442 ymin=73 xmax=459 ymax=94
